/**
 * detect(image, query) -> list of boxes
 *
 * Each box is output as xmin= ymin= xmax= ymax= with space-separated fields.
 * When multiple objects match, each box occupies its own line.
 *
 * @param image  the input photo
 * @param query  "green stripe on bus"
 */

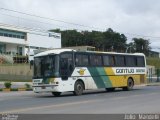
xmin=96 ymin=67 xmax=112 ymax=88
xmin=88 ymin=67 xmax=106 ymax=88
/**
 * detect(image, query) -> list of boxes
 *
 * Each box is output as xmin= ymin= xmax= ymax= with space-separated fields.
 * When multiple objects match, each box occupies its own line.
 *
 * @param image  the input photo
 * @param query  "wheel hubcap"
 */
xmin=129 ymin=81 xmax=133 ymax=88
xmin=77 ymin=84 xmax=82 ymax=91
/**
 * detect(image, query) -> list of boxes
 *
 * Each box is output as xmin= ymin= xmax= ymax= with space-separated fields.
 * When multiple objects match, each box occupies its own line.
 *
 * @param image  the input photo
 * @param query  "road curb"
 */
xmin=0 ymin=88 xmax=33 ymax=92
xmin=147 ymin=83 xmax=160 ymax=86
xmin=135 ymin=84 xmax=147 ymax=87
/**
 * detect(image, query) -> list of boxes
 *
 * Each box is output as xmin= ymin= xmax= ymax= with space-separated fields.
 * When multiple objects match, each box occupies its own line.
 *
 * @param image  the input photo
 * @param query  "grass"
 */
xmin=146 ymin=57 xmax=160 ymax=68
xmin=11 ymin=88 xmax=18 ymax=91
xmin=0 ymin=88 xmax=33 ymax=92
xmin=26 ymin=88 xmax=33 ymax=91
xmin=0 ymin=63 xmax=29 ymax=66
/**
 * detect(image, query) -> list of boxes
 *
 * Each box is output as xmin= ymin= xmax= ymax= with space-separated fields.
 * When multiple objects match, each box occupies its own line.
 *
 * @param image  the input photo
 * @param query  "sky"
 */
xmin=0 ymin=0 xmax=160 ymax=52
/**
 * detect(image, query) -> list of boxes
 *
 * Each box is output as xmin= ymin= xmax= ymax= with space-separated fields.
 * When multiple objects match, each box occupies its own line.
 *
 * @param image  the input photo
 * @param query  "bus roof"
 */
xmin=34 ymin=49 xmax=145 ymax=57
xmin=86 ymin=51 xmax=145 ymax=56
xmin=34 ymin=49 xmax=74 ymax=57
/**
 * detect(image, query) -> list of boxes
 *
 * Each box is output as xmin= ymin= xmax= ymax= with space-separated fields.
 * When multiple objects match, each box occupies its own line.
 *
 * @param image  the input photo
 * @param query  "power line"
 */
xmin=125 ymin=33 xmax=160 ymax=39
xmin=0 ymin=7 xmax=160 ymax=40
xmin=0 ymin=7 xmax=104 ymax=31
xmin=0 ymin=12 xmax=69 ymax=30
xmin=0 ymin=12 xmax=90 ymax=32
xmin=0 ymin=14 xmax=90 ymax=37
xmin=0 ymin=22 xmax=61 ymax=37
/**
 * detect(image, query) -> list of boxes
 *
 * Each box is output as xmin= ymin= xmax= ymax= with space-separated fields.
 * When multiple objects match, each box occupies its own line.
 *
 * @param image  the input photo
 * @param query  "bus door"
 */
xmin=60 ymin=53 xmax=74 ymax=80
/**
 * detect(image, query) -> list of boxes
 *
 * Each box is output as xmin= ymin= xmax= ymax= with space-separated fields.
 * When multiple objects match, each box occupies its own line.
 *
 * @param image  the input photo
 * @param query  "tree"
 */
xmin=132 ymin=38 xmax=151 ymax=56
xmin=103 ymin=28 xmax=127 ymax=52
xmin=126 ymin=42 xmax=136 ymax=53
xmin=50 ymin=28 xmax=127 ymax=52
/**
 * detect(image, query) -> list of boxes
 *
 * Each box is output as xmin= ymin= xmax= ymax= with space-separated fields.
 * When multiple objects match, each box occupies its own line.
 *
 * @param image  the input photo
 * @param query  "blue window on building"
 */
xmin=17 ymin=46 xmax=23 ymax=55
xmin=0 ymin=43 xmax=6 ymax=53
xmin=0 ymin=28 xmax=26 ymax=39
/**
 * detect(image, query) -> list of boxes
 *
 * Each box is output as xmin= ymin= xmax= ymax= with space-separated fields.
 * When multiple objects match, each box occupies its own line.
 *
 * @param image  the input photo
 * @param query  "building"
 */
xmin=148 ymin=50 xmax=160 ymax=58
xmin=0 ymin=23 xmax=61 ymax=58
xmin=64 ymin=46 xmax=95 ymax=51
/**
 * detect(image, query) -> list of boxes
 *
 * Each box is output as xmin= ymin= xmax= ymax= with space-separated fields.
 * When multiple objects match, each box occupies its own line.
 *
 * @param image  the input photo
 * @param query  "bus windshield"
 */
xmin=34 ymin=55 xmax=59 ymax=78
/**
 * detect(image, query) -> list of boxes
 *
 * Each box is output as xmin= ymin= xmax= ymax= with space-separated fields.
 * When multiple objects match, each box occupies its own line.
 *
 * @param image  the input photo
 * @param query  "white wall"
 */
xmin=27 ymin=33 xmax=61 ymax=49
xmin=24 ymin=47 xmax=37 ymax=55
xmin=0 ymin=36 xmax=27 ymax=45
xmin=6 ymin=44 xmax=17 ymax=54
xmin=6 ymin=44 xmax=25 ymax=55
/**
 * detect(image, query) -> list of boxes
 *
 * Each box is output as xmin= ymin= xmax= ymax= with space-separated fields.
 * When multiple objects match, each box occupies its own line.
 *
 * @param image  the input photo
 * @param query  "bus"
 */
xmin=32 ymin=49 xmax=146 ymax=96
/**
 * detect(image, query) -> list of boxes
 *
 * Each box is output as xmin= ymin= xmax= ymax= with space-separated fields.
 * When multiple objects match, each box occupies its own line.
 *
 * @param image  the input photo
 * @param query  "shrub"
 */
xmin=25 ymin=83 xmax=31 ymax=89
xmin=4 ymin=82 xmax=12 ymax=88
xmin=147 ymin=57 xmax=160 ymax=68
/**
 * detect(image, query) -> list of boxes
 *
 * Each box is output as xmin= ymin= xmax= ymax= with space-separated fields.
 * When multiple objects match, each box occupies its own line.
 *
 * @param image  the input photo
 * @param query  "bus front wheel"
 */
xmin=123 ymin=78 xmax=134 ymax=91
xmin=73 ymin=81 xmax=84 ymax=96
xmin=52 ymin=92 xmax=61 ymax=97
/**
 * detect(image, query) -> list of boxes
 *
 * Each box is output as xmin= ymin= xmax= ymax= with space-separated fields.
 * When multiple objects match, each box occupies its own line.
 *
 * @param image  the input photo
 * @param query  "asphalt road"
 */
xmin=0 ymin=85 xmax=160 ymax=114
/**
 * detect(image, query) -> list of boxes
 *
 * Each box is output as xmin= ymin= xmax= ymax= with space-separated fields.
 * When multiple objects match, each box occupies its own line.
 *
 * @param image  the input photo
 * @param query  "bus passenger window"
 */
xmin=126 ymin=56 xmax=136 ymax=67
xmin=115 ymin=56 xmax=125 ymax=67
xmin=103 ymin=55 xmax=109 ymax=66
xmin=75 ymin=54 xmax=89 ymax=66
xmin=137 ymin=57 xmax=145 ymax=67
xmin=109 ymin=56 xmax=115 ymax=66
xmin=89 ymin=55 xmax=102 ymax=66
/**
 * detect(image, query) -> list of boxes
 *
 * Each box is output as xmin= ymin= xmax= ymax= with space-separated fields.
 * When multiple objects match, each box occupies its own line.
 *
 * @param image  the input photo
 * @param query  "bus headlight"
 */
xmin=49 ymin=79 xmax=59 ymax=84
xmin=49 ymin=78 xmax=55 ymax=84
xmin=55 ymin=82 xmax=59 ymax=84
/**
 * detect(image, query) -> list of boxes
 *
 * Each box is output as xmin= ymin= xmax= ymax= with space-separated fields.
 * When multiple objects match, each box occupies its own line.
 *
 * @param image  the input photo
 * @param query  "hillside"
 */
xmin=146 ymin=57 xmax=160 ymax=68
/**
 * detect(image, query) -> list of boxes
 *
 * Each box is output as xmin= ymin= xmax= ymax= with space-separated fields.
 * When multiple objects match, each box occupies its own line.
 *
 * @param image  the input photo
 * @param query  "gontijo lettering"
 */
xmin=116 ymin=69 xmax=134 ymax=73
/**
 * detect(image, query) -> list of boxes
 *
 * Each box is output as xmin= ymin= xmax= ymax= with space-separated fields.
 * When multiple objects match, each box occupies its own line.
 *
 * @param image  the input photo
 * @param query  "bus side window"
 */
xmin=75 ymin=53 xmax=89 ymax=67
xmin=126 ymin=56 xmax=136 ymax=67
xmin=103 ymin=55 xmax=110 ymax=66
xmin=109 ymin=56 xmax=115 ymax=66
xmin=137 ymin=57 xmax=145 ymax=67
xmin=115 ymin=55 xmax=125 ymax=67
xmin=89 ymin=54 xmax=102 ymax=66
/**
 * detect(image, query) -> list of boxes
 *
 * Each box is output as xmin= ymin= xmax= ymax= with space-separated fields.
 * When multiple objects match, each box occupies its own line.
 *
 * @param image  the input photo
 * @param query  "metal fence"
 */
xmin=147 ymin=68 xmax=160 ymax=83
xmin=0 ymin=54 xmax=29 ymax=64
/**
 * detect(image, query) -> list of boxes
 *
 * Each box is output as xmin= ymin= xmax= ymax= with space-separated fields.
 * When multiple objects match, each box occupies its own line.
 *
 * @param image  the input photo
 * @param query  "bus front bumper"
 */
xmin=32 ymin=84 xmax=59 ymax=93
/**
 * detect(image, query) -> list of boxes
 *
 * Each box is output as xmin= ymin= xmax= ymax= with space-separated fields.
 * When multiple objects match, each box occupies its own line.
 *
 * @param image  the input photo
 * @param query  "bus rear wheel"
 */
xmin=73 ymin=81 xmax=84 ymax=96
xmin=52 ymin=92 xmax=61 ymax=97
xmin=123 ymin=78 xmax=134 ymax=91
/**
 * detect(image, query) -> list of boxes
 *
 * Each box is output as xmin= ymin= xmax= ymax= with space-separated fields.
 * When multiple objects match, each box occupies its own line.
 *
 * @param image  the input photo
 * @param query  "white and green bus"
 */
xmin=32 ymin=49 xmax=146 ymax=96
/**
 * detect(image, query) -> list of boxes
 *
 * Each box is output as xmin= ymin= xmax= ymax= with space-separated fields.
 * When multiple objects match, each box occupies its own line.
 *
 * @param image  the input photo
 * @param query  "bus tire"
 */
xmin=123 ymin=78 xmax=134 ymax=91
xmin=106 ymin=88 xmax=115 ymax=92
xmin=73 ymin=81 xmax=84 ymax=96
xmin=52 ymin=92 xmax=61 ymax=97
